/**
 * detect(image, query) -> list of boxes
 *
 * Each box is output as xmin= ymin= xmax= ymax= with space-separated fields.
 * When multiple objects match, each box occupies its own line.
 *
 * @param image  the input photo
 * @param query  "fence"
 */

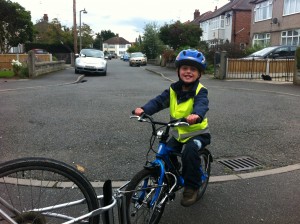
xmin=226 ymin=58 xmax=295 ymax=82
xmin=0 ymin=54 xmax=52 ymax=70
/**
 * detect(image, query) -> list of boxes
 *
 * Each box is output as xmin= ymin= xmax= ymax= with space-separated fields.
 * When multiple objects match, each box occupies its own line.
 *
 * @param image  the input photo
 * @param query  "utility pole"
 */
xmin=73 ymin=0 xmax=77 ymax=54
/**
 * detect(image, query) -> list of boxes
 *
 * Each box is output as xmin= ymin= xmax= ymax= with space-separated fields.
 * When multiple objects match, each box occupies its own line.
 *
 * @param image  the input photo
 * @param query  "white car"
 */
xmin=75 ymin=49 xmax=107 ymax=76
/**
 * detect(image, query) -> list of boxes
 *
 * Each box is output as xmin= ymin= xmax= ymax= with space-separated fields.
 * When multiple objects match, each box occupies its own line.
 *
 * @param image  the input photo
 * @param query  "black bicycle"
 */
xmin=125 ymin=113 xmax=213 ymax=224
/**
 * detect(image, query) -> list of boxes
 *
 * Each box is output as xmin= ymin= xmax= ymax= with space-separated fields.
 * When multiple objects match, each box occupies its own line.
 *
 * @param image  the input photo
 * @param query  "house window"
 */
xmin=210 ymin=16 xmax=225 ymax=30
xmin=200 ymin=21 xmax=209 ymax=33
xmin=281 ymin=29 xmax=300 ymax=45
xmin=283 ymin=0 xmax=300 ymax=15
xmin=254 ymin=0 xmax=273 ymax=22
xmin=119 ymin=45 xmax=125 ymax=48
xmin=253 ymin=33 xmax=270 ymax=46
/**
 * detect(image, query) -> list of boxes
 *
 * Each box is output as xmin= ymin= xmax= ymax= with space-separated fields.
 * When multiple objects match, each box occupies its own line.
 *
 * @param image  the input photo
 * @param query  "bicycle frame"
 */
xmin=0 ymin=194 xmax=117 ymax=224
xmin=0 ymin=179 xmax=133 ymax=224
xmin=146 ymin=141 xmax=185 ymax=208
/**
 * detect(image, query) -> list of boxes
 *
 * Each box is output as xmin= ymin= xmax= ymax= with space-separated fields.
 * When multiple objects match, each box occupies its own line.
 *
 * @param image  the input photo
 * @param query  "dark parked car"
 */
xmin=31 ymin=48 xmax=49 ymax=54
xmin=244 ymin=45 xmax=297 ymax=59
xmin=104 ymin=53 xmax=112 ymax=60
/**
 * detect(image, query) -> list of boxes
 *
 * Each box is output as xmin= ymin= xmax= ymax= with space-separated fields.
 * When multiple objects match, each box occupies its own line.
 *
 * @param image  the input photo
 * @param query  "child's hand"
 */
xmin=187 ymin=114 xmax=201 ymax=124
xmin=134 ymin=108 xmax=144 ymax=116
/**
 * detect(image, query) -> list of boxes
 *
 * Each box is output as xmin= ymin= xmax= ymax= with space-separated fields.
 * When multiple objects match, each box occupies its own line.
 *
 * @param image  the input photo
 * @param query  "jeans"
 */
xmin=167 ymin=134 xmax=211 ymax=189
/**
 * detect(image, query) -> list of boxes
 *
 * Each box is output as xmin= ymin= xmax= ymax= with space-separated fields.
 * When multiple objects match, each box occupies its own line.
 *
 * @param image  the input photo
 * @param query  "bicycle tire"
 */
xmin=125 ymin=168 xmax=167 ymax=224
xmin=0 ymin=157 xmax=99 ymax=224
xmin=197 ymin=149 xmax=212 ymax=199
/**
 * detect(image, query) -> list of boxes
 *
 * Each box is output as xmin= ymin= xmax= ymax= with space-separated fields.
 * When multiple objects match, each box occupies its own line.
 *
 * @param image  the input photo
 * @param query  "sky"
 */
xmin=13 ymin=0 xmax=229 ymax=42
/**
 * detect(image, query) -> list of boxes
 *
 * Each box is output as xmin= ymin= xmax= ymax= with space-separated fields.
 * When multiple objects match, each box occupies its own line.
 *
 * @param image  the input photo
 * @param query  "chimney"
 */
xmin=215 ymin=6 xmax=218 ymax=11
xmin=194 ymin=9 xmax=200 ymax=19
xmin=43 ymin=14 xmax=48 ymax=22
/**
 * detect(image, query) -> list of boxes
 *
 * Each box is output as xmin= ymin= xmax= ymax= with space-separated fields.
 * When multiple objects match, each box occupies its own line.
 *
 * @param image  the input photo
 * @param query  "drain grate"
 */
xmin=217 ymin=156 xmax=262 ymax=171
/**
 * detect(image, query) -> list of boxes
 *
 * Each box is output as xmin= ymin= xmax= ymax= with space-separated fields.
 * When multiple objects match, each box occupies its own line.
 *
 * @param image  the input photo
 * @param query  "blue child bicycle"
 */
xmin=125 ymin=113 xmax=213 ymax=224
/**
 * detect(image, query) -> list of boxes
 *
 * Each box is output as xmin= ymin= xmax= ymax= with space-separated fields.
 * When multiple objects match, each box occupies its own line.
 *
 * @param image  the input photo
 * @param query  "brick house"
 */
xmin=249 ymin=0 xmax=300 ymax=46
xmin=198 ymin=0 xmax=252 ymax=48
xmin=102 ymin=35 xmax=131 ymax=57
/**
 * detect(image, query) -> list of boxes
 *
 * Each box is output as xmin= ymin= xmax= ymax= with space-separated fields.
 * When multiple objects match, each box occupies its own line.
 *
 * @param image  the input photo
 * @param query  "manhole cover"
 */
xmin=217 ymin=156 xmax=262 ymax=171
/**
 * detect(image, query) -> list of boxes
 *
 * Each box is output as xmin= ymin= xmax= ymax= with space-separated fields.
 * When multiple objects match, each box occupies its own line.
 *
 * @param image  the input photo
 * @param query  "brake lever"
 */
xmin=130 ymin=115 xmax=148 ymax=122
xmin=173 ymin=121 xmax=189 ymax=127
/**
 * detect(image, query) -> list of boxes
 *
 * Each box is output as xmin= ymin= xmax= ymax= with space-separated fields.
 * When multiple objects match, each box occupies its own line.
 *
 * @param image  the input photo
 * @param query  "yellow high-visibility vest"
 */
xmin=170 ymin=83 xmax=209 ymax=143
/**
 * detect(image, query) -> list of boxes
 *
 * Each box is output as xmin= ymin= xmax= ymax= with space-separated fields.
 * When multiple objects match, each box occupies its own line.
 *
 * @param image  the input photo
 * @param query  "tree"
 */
xmin=93 ymin=30 xmax=116 ymax=50
xmin=80 ymin=23 xmax=94 ymax=49
xmin=100 ymin=30 xmax=116 ymax=41
xmin=0 ymin=0 xmax=34 ymax=53
xmin=93 ymin=33 xmax=102 ymax=50
xmin=159 ymin=21 xmax=202 ymax=50
xmin=127 ymin=43 xmax=142 ymax=53
xmin=142 ymin=22 xmax=164 ymax=59
xmin=34 ymin=17 xmax=73 ymax=52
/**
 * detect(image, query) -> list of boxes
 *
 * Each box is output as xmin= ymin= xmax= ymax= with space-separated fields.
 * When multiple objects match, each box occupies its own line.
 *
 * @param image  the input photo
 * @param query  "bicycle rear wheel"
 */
xmin=125 ymin=168 xmax=168 ymax=224
xmin=0 ymin=157 xmax=99 ymax=224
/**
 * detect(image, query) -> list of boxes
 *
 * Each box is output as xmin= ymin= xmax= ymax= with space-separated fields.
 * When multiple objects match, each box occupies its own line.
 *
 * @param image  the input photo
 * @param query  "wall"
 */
xmin=234 ymin=11 xmax=251 ymax=46
xmin=27 ymin=51 xmax=66 ymax=77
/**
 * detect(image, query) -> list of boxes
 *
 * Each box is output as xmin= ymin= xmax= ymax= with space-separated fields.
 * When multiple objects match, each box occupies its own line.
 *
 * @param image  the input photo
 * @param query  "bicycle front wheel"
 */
xmin=0 ymin=157 xmax=99 ymax=224
xmin=197 ymin=149 xmax=212 ymax=200
xmin=125 ymin=168 xmax=168 ymax=224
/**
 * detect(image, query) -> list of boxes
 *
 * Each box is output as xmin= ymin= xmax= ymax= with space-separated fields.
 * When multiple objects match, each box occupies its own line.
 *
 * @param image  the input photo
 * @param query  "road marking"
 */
xmin=0 ymin=75 xmax=85 ymax=93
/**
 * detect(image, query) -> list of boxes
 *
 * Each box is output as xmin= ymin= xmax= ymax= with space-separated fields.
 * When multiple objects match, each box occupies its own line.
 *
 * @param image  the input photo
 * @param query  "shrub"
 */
xmin=11 ymin=59 xmax=23 ymax=76
xmin=20 ymin=65 xmax=29 ymax=78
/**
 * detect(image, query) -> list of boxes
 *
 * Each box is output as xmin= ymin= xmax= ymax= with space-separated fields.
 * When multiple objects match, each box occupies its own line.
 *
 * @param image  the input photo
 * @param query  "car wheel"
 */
xmin=75 ymin=69 xmax=79 ymax=74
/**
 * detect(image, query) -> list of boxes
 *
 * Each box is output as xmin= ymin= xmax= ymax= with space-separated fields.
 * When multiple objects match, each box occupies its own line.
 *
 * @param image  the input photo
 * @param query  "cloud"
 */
xmin=13 ymin=0 xmax=229 ymax=42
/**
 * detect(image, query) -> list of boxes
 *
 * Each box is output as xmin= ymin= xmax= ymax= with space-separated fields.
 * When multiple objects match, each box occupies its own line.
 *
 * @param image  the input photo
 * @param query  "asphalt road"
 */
xmin=1 ymin=59 xmax=300 ymax=223
xmin=0 ymin=60 xmax=300 ymax=179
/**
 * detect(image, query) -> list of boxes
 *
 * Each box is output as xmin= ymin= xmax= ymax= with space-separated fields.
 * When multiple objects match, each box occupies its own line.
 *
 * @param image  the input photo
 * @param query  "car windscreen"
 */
xmin=81 ymin=49 xmax=104 ymax=58
xmin=131 ymin=53 xmax=144 ymax=57
xmin=248 ymin=46 xmax=277 ymax=57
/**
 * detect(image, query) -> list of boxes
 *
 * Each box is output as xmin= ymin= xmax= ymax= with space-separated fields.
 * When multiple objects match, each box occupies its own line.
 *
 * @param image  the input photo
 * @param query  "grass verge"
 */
xmin=0 ymin=70 xmax=15 ymax=78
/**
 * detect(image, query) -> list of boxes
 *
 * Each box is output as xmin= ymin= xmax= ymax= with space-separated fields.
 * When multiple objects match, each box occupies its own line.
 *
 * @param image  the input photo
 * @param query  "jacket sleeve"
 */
xmin=141 ymin=88 xmax=170 ymax=115
xmin=193 ymin=87 xmax=209 ymax=121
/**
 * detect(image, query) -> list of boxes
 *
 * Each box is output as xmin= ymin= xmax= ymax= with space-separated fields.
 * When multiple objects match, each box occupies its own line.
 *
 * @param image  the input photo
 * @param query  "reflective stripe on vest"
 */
xmin=169 ymin=83 xmax=209 ymax=143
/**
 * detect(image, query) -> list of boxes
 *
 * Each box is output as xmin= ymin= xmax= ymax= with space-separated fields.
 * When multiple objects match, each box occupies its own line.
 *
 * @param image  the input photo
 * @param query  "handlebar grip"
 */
xmin=179 ymin=117 xmax=202 ymax=124
xmin=196 ymin=117 xmax=202 ymax=123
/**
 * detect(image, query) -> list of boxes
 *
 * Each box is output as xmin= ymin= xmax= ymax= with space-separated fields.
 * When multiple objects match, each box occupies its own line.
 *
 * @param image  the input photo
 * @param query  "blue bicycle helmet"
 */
xmin=175 ymin=49 xmax=206 ymax=72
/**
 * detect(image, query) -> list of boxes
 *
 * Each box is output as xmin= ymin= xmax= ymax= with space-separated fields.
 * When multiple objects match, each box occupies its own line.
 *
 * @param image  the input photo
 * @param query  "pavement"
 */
xmin=1 ymin=64 xmax=299 ymax=187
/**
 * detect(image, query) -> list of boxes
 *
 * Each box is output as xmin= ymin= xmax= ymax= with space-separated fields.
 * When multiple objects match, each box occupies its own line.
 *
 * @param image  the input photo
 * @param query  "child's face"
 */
xmin=179 ymin=65 xmax=200 ymax=84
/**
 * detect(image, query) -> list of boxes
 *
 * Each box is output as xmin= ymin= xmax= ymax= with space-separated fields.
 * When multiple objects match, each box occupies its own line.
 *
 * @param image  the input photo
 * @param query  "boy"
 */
xmin=134 ymin=49 xmax=211 ymax=207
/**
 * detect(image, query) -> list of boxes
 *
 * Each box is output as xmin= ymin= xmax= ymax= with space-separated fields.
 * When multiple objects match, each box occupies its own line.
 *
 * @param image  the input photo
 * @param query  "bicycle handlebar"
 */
xmin=130 ymin=113 xmax=190 ymax=127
